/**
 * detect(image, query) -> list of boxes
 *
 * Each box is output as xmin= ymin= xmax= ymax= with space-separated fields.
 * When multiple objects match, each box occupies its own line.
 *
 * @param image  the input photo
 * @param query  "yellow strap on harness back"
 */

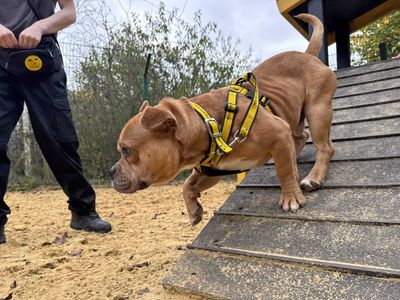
xmin=229 ymin=81 xmax=272 ymax=113
xmin=233 ymin=72 xmax=260 ymax=138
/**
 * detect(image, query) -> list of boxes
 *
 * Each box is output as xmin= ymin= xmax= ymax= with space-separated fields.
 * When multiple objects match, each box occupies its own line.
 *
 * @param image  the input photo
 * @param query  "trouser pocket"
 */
xmin=53 ymin=96 xmax=78 ymax=143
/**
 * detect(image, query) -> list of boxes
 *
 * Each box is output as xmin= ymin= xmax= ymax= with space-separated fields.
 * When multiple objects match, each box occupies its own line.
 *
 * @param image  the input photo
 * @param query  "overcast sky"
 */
xmin=101 ymin=0 xmax=311 ymax=60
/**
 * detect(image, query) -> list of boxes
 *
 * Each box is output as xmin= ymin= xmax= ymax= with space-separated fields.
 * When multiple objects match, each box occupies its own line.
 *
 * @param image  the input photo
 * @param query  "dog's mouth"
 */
xmin=112 ymin=180 xmax=131 ymax=192
xmin=137 ymin=181 xmax=149 ymax=190
xmin=113 ymin=179 xmax=149 ymax=193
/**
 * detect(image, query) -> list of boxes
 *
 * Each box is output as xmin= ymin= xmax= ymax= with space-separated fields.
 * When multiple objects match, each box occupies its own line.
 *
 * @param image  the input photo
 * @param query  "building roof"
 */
xmin=276 ymin=0 xmax=399 ymax=45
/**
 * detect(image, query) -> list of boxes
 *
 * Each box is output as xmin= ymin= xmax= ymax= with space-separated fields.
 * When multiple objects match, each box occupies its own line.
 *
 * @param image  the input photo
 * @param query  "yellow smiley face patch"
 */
xmin=24 ymin=55 xmax=43 ymax=71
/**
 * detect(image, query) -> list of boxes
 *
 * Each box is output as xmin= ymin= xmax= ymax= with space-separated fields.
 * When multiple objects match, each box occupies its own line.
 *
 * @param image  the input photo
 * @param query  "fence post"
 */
xmin=143 ymin=54 xmax=151 ymax=100
xmin=379 ymin=42 xmax=388 ymax=61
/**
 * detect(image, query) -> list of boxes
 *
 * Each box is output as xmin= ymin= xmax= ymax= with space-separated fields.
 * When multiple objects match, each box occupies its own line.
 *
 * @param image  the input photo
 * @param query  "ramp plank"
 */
xmin=336 ymin=59 xmax=400 ymax=79
xmin=334 ymin=78 xmax=400 ymax=98
xmin=333 ymin=101 xmax=400 ymax=124
xmin=329 ymin=117 xmax=400 ymax=141
xmin=333 ymin=88 xmax=400 ymax=109
xmin=299 ymin=136 xmax=400 ymax=162
xmin=219 ymin=187 xmax=400 ymax=225
xmin=241 ymin=158 xmax=400 ymax=187
xmin=337 ymin=67 xmax=400 ymax=87
xmin=308 ymin=101 xmax=400 ymax=127
xmin=163 ymin=250 xmax=400 ymax=300
xmin=191 ymin=216 xmax=400 ymax=273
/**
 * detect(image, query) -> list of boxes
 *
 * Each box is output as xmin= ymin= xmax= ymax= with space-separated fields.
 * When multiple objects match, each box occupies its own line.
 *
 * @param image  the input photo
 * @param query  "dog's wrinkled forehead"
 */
xmin=118 ymin=114 xmax=146 ymax=148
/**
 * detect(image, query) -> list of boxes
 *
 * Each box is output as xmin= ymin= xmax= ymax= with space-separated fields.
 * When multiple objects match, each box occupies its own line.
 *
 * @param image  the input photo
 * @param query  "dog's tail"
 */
xmin=295 ymin=13 xmax=323 ymax=56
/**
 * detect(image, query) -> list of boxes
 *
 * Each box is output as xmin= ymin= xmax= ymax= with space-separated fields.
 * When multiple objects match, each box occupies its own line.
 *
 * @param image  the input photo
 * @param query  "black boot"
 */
xmin=0 ymin=216 xmax=7 ymax=244
xmin=70 ymin=211 xmax=112 ymax=233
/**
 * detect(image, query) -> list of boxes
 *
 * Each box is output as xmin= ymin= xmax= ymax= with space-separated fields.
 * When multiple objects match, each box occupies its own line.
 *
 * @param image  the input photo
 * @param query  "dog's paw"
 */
xmin=189 ymin=204 xmax=204 ymax=225
xmin=279 ymin=191 xmax=306 ymax=212
xmin=300 ymin=178 xmax=323 ymax=191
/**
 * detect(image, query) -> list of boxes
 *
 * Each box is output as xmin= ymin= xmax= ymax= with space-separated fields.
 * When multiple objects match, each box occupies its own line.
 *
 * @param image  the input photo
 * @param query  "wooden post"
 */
xmin=336 ymin=22 xmax=351 ymax=69
xmin=307 ymin=0 xmax=329 ymax=65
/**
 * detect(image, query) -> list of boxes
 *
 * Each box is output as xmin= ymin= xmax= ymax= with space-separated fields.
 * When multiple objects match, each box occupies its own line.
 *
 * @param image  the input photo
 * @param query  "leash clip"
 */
xmin=216 ymin=130 xmax=246 ymax=155
xmin=231 ymin=130 xmax=247 ymax=145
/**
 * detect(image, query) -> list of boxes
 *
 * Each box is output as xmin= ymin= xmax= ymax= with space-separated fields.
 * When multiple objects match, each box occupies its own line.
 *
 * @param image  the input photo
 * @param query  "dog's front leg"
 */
xmin=183 ymin=170 xmax=222 ymax=225
xmin=271 ymin=128 xmax=306 ymax=212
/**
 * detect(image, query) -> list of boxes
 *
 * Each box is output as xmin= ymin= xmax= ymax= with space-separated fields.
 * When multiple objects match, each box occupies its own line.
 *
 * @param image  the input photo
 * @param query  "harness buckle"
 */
xmin=260 ymin=96 xmax=270 ymax=107
xmin=204 ymin=118 xmax=222 ymax=138
xmin=225 ymin=102 xmax=238 ymax=113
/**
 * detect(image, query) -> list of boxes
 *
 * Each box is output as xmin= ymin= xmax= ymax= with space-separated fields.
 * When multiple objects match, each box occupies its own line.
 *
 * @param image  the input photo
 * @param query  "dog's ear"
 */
xmin=139 ymin=100 xmax=149 ymax=113
xmin=140 ymin=106 xmax=177 ymax=132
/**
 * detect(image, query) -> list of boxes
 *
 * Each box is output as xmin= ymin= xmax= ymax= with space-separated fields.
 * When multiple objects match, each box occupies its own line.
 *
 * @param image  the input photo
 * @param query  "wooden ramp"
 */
xmin=163 ymin=58 xmax=400 ymax=299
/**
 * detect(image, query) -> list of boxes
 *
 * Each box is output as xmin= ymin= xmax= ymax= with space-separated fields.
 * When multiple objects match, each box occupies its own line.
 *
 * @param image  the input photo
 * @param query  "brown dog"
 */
xmin=111 ymin=14 xmax=336 ymax=225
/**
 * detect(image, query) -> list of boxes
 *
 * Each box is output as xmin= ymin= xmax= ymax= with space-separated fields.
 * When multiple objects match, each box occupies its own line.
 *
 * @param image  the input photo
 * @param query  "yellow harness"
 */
xmin=191 ymin=72 xmax=272 ymax=176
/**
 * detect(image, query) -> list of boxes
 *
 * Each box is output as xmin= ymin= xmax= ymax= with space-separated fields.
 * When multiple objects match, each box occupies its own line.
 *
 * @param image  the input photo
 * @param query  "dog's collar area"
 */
xmin=191 ymin=72 xmax=272 ymax=176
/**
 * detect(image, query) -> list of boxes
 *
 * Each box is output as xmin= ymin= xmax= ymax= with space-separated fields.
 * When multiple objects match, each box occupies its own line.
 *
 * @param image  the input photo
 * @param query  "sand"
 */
xmin=0 ymin=181 xmax=235 ymax=300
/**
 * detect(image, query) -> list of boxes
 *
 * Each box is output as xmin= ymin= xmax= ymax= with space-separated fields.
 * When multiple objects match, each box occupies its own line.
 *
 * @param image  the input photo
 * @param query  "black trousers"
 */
xmin=0 ymin=66 xmax=96 ymax=223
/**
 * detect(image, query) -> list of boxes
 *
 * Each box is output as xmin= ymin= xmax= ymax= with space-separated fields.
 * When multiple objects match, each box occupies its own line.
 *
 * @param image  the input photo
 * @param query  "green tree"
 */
xmin=351 ymin=10 xmax=400 ymax=65
xmin=70 ymin=3 xmax=256 ymax=180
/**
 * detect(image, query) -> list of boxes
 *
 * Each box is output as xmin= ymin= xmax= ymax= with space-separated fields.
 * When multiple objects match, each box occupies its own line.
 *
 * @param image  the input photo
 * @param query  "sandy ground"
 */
xmin=0 ymin=181 xmax=235 ymax=300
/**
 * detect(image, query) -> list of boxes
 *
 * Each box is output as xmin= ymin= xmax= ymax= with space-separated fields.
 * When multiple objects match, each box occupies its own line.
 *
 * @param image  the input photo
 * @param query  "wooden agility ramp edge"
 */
xmin=163 ymin=58 xmax=400 ymax=299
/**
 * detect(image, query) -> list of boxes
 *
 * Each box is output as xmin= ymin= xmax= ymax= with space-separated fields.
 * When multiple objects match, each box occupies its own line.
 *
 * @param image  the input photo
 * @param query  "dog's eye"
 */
xmin=121 ymin=147 xmax=130 ymax=157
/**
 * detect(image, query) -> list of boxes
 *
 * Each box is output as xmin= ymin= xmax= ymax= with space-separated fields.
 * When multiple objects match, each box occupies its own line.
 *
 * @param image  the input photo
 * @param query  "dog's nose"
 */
xmin=109 ymin=165 xmax=117 ymax=179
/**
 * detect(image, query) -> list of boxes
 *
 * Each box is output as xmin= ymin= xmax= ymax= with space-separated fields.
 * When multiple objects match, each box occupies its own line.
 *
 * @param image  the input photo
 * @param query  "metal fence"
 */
xmin=60 ymin=42 xmax=101 ymax=90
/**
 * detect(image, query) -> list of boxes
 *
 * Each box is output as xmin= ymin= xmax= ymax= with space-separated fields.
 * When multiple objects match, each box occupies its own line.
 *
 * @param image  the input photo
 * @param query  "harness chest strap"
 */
xmin=190 ymin=102 xmax=233 ymax=156
xmin=207 ymin=90 xmax=238 ymax=166
xmin=191 ymin=99 xmax=235 ymax=173
xmin=192 ymin=72 xmax=271 ymax=175
xmin=191 ymin=86 xmax=247 ymax=169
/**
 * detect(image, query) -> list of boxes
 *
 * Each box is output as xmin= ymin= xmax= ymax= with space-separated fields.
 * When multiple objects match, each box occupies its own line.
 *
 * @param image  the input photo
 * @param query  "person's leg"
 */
xmin=20 ymin=68 xmax=111 ymax=233
xmin=0 ymin=216 xmax=6 ymax=244
xmin=0 ymin=67 xmax=25 ymax=244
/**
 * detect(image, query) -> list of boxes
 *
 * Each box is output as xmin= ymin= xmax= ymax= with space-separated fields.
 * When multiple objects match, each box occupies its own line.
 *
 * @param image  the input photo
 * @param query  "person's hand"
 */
xmin=0 ymin=24 xmax=18 ymax=48
xmin=18 ymin=23 xmax=43 ymax=49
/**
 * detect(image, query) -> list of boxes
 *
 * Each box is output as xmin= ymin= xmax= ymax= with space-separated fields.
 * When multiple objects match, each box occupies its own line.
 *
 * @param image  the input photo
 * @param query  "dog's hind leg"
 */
xmin=293 ymin=130 xmax=309 ymax=157
xmin=292 ymin=113 xmax=309 ymax=157
xmin=183 ymin=170 xmax=222 ymax=225
xmin=300 ymin=97 xmax=335 ymax=191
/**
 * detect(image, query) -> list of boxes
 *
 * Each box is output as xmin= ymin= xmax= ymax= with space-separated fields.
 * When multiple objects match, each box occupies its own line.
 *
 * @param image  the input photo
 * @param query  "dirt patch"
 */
xmin=0 ymin=181 xmax=235 ymax=299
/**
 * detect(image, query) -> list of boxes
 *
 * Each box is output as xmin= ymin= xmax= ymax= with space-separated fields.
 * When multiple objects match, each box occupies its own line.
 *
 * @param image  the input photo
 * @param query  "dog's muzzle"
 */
xmin=110 ymin=163 xmax=149 ymax=193
xmin=110 ymin=164 xmax=131 ymax=190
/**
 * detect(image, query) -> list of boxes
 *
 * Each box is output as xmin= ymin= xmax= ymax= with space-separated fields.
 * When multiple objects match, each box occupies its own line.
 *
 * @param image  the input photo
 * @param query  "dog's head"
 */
xmin=111 ymin=100 xmax=183 ymax=193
